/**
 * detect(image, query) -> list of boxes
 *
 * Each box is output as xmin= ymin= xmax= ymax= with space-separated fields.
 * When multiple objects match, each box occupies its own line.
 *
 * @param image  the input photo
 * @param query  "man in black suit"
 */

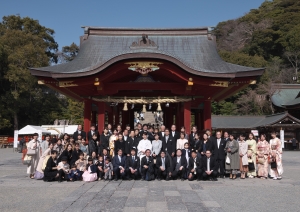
xmin=158 ymin=125 xmax=165 ymax=140
xmin=202 ymin=150 xmax=218 ymax=181
xmin=87 ymin=125 xmax=99 ymax=141
xmin=125 ymin=130 xmax=136 ymax=156
xmin=211 ymin=131 xmax=227 ymax=178
xmin=223 ymin=131 xmax=229 ymax=143
xmin=162 ymin=128 xmax=176 ymax=157
xmin=189 ymin=126 xmax=198 ymax=149
xmin=171 ymin=149 xmax=187 ymax=181
xmin=73 ymin=125 xmax=86 ymax=140
xmin=156 ymin=151 xmax=171 ymax=181
xmin=126 ymin=148 xmax=140 ymax=180
xmin=140 ymin=149 xmax=154 ymax=181
xmin=170 ymin=125 xmax=180 ymax=141
xmin=112 ymin=149 xmax=126 ymax=181
xmin=187 ymin=151 xmax=203 ymax=181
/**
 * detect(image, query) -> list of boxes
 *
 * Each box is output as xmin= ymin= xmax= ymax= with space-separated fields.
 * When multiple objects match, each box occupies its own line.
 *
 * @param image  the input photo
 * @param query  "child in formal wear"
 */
xmin=57 ymin=156 xmax=70 ymax=182
xmin=75 ymin=152 xmax=87 ymax=176
xmin=96 ymin=155 xmax=104 ymax=180
xmin=68 ymin=164 xmax=81 ymax=182
xmin=104 ymin=157 xmax=113 ymax=181
xmin=82 ymin=158 xmax=98 ymax=182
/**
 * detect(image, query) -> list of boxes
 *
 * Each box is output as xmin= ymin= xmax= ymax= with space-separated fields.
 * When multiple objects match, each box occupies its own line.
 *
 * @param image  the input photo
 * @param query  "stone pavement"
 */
xmin=0 ymin=148 xmax=300 ymax=212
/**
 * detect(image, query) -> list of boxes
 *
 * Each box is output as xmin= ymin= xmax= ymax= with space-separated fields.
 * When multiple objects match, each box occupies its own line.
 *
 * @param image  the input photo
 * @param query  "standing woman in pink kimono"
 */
xmin=256 ymin=134 xmax=270 ymax=179
xmin=238 ymin=134 xmax=248 ymax=179
xmin=269 ymin=132 xmax=283 ymax=180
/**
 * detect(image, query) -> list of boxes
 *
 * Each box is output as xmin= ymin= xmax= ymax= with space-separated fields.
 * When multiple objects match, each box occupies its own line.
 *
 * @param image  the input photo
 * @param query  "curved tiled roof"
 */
xmin=30 ymin=27 xmax=263 ymax=77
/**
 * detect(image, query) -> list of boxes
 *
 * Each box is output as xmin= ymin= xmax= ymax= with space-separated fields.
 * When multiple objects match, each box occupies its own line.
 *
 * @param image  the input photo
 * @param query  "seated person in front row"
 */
xmin=156 ymin=151 xmax=171 ymax=181
xmin=104 ymin=157 xmax=113 ymax=181
xmin=171 ymin=149 xmax=187 ymax=181
xmin=43 ymin=150 xmax=59 ymax=182
xmin=112 ymin=149 xmax=126 ymax=181
xmin=201 ymin=150 xmax=218 ymax=181
xmin=68 ymin=164 xmax=81 ymax=182
xmin=57 ymin=156 xmax=70 ymax=182
xmin=141 ymin=149 xmax=154 ymax=181
xmin=82 ymin=158 xmax=98 ymax=182
xmin=188 ymin=151 xmax=203 ymax=181
xmin=95 ymin=155 xmax=104 ymax=180
xmin=75 ymin=152 xmax=87 ymax=175
xmin=126 ymin=147 xmax=140 ymax=180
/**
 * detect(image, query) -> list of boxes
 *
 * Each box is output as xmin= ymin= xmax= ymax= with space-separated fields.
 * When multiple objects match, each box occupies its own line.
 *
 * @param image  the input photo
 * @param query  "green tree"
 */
xmin=0 ymin=15 xmax=58 ymax=132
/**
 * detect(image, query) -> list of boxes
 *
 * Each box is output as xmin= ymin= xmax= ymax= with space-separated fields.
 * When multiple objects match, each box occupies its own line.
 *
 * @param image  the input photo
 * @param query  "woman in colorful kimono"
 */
xmin=269 ymin=132 xmax=283 ymax=180
xmin=109 ymin=129 xmax=118 ymax=157
xmin=256 ymin=134 xmax=270 ymax=179
xmin=246 ymin=133 xmax=257 ymax=178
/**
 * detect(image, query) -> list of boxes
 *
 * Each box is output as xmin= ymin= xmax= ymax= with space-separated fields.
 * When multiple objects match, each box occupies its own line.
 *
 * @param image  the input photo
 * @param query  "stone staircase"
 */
xmin=135 ymin=111 xmax=164 ymax=127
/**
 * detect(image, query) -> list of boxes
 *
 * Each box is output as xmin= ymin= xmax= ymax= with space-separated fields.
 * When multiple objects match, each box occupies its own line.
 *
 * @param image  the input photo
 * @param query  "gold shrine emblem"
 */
xmin=209 ymin=81 xmax=229 ymax=87
xmin=125 ymin=62 xmax=163 ymax=75
xmin=58 ymin=81 xmax=78 ymax=87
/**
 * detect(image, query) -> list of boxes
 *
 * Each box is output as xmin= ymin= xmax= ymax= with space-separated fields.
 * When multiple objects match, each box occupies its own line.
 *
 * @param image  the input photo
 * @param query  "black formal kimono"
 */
xmin=88 ymin=139 xmax=98 ymax=156
xmin=57 ymin=149 xmax=73 ymax=165
xmin=126 ymin=155 xmax=140 ymax=180
xmin=114 ymin=140 xmax=125 ymax=156
xmin=99 ymin=133 xmax=110 ymax=155
xmin=70 ymin=149 xmax=83 ymax=166
xmin=187 ymin=156 xmax=203 ymax=181
xmin=156 ymin=156 xmax=171 ymax=180
xmin=141 ymin=156 xmax=154 ymax=181
xmin=43 ymin=157 xmax=58 ymax=181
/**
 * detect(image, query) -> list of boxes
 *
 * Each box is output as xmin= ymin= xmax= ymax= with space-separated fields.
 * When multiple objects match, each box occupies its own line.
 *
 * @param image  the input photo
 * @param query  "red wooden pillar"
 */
xmin=184 ymin=101 xmax=191 ymax=133
xmin=97 ymin=102 xmax=105 ymax=133
xmin=84 ymin=99 xmax=92 ymax=134
xmin=204 ymin=100 xmax=212 ymax=130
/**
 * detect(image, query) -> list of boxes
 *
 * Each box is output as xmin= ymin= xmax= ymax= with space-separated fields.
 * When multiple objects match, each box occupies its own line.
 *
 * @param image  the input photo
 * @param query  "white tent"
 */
xmin=18 ymin=125 xmax=50 ymax=135
xmin=41 ymin=125 xmax=78 ymax=135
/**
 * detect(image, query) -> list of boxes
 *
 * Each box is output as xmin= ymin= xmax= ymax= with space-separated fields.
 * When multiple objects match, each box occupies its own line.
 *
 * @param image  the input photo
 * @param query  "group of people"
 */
xmin=24 ymin=123 xmax=284 ymax=182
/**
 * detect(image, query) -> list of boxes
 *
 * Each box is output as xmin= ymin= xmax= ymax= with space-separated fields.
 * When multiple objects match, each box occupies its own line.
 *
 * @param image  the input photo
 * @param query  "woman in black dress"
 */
xmin=43 ymin=150 xmax=59 ymax=182
xmin=57 ymin=144 xmax=73 ymax=165
xmin=199 ymin=133 xmax=212 ymax=156
xmin=99 ymin=128 xmax=110 ymax=156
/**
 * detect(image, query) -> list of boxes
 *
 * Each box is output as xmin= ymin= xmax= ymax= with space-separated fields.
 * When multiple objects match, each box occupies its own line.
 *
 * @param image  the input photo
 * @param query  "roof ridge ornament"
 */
xmin=130 ymin=34 xmax=158 ymax=49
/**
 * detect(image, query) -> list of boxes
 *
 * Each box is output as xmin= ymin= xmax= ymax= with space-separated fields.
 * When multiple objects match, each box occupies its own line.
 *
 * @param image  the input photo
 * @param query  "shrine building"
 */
xmin=30 ymin=27 xmax=264 ymax=133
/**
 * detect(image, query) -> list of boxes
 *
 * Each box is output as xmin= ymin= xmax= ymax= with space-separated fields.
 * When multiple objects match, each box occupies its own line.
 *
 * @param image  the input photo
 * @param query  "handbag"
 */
xmin=23 ymin=155 xmax=32 ymax=165
xmin=27 ymin=147 xmax=37 ymax=156
xmin=248 ymin=162 xmax=255 ymax=171
xmin=225 ymin=156 xmax=230 ymax=164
